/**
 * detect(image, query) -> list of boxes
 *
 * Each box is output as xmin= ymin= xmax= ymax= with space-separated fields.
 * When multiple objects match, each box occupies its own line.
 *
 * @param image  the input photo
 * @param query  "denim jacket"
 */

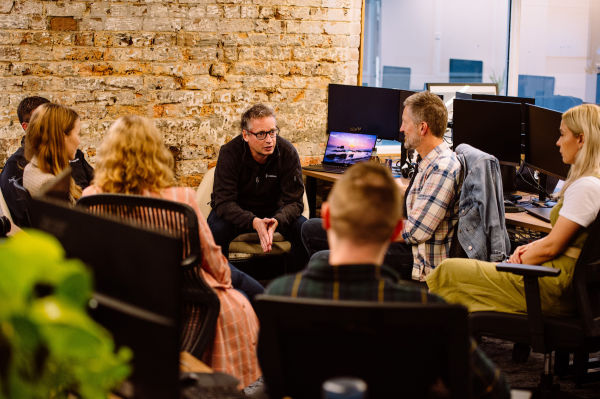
xmin=455 ymin=144 xmax=511 ymax=261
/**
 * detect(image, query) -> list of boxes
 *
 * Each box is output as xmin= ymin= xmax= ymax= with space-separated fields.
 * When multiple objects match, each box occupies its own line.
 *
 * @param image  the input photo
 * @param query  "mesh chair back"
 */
xmin=256 ymin=296 xmax=471 ymax=399
xmin=77 ymin=193 xmax=220 ymax=358
xmin=572 ymin=213 xmax=600 ymax=337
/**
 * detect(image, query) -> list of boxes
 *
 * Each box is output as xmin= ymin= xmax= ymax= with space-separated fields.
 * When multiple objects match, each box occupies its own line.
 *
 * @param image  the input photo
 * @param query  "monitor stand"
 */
xmin=501 ymin=164 xmax=517 ymax=194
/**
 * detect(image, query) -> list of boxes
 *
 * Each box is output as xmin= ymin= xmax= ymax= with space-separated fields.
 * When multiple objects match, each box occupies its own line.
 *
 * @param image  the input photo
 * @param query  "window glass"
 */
xmin=362 ymin=0 xmax=510 ymax=95
xmin=512 ymin=0 xmax=600 ymax=111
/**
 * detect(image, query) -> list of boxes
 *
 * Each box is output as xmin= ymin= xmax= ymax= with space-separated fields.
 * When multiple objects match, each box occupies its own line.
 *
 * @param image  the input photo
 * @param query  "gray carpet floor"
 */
xmin=479 ymin=337 xmax=600 ymax=398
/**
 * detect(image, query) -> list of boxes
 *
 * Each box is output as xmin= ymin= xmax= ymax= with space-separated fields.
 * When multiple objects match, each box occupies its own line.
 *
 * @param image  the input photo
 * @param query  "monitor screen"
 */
xmin=452 ymin=98 xmax=522 ymax=165
xmin=426 ymin=83 xmax=498 ymax=120
xmin=471 ymin=93 xmax=535 ymax=105
xmin=525 ymin=105 xmax=570 ymax=180
xmin=327 ymin=84 xmax=415 ymax=141
xmin=323 ymin=132 xmax=378 ymax=165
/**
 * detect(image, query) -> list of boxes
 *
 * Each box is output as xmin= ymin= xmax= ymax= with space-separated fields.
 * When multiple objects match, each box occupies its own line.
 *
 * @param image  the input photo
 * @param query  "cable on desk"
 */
xmin=507 ymin=225 xmax=547 ymax=248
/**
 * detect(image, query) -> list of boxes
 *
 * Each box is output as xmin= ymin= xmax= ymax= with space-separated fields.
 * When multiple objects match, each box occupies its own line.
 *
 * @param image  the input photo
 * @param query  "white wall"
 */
xmin=380 ymin=0 xmax=509 ymax=91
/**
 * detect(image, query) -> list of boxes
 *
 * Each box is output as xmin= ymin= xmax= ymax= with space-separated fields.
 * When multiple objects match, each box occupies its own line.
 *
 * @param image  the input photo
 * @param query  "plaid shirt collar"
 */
xmin=418 ymin=141 xmax=450 ymax=172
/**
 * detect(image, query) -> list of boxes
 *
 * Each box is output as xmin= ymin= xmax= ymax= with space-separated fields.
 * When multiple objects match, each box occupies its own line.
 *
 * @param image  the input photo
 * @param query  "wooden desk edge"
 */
xmin=505 ymin=212 xmax=552 ymax=233
xmin=302 ymin=168 xmax=341 ymax=183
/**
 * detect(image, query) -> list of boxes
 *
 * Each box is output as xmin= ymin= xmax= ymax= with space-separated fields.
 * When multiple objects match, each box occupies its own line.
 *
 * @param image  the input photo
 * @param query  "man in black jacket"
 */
xmin=0 ymin=96 xmax=94 ymax=227
xmin=208 ymin=103 xmax=307 ymax=270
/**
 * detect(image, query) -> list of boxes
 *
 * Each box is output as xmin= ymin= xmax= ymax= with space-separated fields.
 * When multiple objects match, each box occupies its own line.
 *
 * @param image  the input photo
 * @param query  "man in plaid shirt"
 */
xmin=266 ymin=162 xmax=509 ymax=398
xmin=396 ymin=91 xmax=461 ymax=281
xmin=301 ymin=91 xmax=460 ymax=282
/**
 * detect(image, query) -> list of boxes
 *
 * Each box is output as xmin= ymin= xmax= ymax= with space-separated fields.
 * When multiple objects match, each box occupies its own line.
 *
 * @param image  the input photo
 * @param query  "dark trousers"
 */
xmin=208 ymin=210 xmax=309 ymax=272
xmin=229 ymin=263 xmax=264 ymax=304
xmin=301 ymin=218 xmax=415 ymax=280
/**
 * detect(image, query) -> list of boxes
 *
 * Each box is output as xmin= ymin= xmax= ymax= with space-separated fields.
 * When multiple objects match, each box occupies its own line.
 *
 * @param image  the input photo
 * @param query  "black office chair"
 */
xmin=255 ymin=295 xmax=471 ymax=399
xmin=470 ymin=213 xmax=600 ymax=395
xmin=77 ymin=194 xmax=220 ymax=360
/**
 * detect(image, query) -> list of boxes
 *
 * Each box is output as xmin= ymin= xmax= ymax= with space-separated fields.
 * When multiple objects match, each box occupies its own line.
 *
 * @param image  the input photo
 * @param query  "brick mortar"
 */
xmin=0 ymin=0 xmax=362 ymax=185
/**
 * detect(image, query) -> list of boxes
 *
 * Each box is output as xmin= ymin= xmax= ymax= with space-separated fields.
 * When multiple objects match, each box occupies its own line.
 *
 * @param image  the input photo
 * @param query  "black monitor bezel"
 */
xmin=452 ymin=98 xmax=523 ymax=166
xmin=524 ymin=104 xmax=569 ymax=180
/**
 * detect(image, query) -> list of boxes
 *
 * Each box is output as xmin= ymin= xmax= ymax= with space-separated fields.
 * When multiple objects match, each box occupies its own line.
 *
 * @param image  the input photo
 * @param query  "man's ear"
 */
xmin=242 ymin=130 xmax=249 ymax=142
xmin=21 ymin=122 xmax=28 ymax=131
xmin=321 ymin=202 xmax=331 ymax=231
xmin=420 ymin=121 xmax=428 ymax=136
xmin=390 ymin=219 xmax=404 ymax=241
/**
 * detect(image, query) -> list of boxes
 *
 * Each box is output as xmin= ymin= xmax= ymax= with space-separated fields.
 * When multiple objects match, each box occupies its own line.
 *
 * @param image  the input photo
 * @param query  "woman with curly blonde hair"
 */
xmin=428 ymin=104 xmax=600 ymax=317
xmin=23 ymin=102 xmax=82 ymax=201
xmin=82 ymin=115 xmax=261 ymax=387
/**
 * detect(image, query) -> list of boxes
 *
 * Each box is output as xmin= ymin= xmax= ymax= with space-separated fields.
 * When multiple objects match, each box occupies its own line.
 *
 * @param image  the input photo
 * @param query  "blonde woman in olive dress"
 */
xmin=427 ymin=104 xmax=600 ymax=317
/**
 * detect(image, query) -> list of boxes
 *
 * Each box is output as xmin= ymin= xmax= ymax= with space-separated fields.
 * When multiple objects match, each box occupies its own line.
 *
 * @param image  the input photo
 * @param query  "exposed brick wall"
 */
xmin=0 ymin=0 xmax=362 ymax=187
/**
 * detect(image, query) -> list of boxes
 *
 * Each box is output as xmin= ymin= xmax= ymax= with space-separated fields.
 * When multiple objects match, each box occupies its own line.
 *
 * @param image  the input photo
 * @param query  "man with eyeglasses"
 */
xmin=208 ymin=103 xmax=308 ymax=271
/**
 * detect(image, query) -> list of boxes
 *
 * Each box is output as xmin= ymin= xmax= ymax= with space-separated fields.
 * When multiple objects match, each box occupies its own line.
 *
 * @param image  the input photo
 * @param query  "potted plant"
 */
xmin=0 ymin=230 xmax=131 ymax=398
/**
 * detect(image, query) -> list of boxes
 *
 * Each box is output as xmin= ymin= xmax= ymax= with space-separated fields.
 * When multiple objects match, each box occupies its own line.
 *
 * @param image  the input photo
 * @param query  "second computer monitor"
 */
xmin=327 ymin=84 xmax=415 ymax=141
xmin=525 ymin=104 xmax=570 ymax=180
xmin=470 ymin=93 xmax=535 ymax=105
xmin=452 ymin=98 xmax=522 ymax=165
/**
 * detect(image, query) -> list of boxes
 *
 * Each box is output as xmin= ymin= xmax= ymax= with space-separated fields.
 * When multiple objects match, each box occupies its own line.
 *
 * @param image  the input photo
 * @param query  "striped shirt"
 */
xmin=401 ymin=142 xmax=460 ymax=281
xmin=82 ymin=185 xmax=261 ymax=388
xmin=266 ymin=258 xmax=510 ymax=399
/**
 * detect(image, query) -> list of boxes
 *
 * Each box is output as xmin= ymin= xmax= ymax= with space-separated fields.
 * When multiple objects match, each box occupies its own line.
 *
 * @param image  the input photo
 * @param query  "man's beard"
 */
xmin=404 ymin=135 xmax=421 ymax=151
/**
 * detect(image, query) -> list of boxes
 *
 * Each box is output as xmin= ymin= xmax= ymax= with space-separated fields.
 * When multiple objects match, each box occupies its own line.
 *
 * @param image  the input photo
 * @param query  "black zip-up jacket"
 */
xmin=211 ymin=134 xmax=304 ymax=230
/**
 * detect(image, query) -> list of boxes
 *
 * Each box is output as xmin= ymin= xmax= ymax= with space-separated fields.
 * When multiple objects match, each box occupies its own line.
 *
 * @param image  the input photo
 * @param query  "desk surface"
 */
xmin=303 ymin=168 xmax=552 ymax=233
xmin=505 ymin=211 xmax=552 ymax=233
xmin=302 ymin=168 xmax=342 ymax=183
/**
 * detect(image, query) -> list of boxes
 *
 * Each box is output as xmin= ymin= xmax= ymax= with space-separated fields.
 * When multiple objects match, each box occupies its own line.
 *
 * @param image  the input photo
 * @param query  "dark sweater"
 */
xmin=211 ymin=134 xmax=304 ymax=230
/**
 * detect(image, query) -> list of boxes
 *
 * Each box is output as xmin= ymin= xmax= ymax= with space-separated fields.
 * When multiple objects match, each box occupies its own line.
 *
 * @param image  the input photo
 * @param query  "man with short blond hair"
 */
xmin=397 ymin=91 xmax=460 ymax=281
xmin=266 ymin=162 xmax=509 ymax=399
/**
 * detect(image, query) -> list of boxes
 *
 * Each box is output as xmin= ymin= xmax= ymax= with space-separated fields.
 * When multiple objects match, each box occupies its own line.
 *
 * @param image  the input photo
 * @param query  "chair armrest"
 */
xmin=496 ymin=262 xmax=561 ymax=278
xmin=495 ymin=262 xmax=560 ymax=353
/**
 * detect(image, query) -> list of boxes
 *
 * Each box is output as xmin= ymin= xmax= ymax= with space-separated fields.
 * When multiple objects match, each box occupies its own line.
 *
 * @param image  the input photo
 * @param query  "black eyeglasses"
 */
xmin=245 ymin=127 xmax=279 ymax=140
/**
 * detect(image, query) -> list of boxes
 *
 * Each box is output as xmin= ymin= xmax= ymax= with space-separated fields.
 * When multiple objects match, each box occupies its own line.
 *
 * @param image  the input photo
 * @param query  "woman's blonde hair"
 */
xmin=94 ymin=115 xmax=175 ymax=194
xmin=559 ymin=104 xmax=600 ymax=197
xmin=24 ymin=102 xmax=82 ymax=200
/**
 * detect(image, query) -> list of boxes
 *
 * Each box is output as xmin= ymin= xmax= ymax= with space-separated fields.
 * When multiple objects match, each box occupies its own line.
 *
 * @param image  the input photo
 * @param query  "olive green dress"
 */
xmin=426 ymin=199 xmax=588 ymax=317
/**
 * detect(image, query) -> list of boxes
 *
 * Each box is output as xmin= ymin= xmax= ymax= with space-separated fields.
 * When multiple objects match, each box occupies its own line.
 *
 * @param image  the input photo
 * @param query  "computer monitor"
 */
xmin=525 ymin=104 xmax=569 ymax=196
xmin=426 ymin=83 xmax=498 ymax=120
xmin=327 ymin=83 xmax=416 ymax=142
xmin=452 ymin=98 xmax=522 ymax=166
xmin=471 ymin=93 xmax=535 ymax=105
xmin=29 ymin=197 xmax=182 ymax=399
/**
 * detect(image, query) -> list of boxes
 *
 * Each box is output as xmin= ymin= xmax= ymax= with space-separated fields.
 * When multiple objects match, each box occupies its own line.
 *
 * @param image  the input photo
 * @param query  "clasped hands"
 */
xmin=252 ymin=217 xmax=278 ymax=253
xmin=507 ymin=242 xmax=532 ymax=264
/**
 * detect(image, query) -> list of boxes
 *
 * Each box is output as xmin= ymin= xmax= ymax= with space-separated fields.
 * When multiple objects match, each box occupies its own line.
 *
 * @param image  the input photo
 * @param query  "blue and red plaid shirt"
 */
xmin=401 ymin=142 xmax=461 ymax=281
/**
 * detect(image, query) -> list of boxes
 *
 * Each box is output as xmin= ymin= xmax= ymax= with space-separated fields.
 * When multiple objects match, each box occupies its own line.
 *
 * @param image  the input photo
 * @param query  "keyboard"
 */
xmin=519 ymin=204 xmax=552 ymax=223
xmin=303 ymin=164 xmax=348 ymax=174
